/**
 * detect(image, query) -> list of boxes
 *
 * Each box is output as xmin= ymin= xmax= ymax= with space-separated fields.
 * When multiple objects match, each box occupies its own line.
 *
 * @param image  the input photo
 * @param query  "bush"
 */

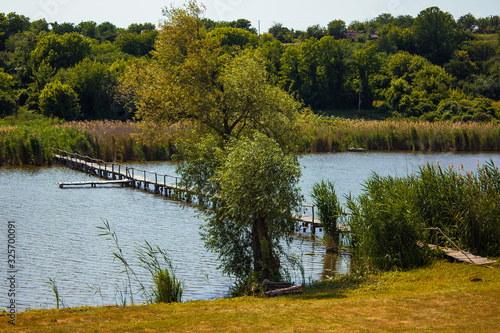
xmin=39 ymin=80 xmax=82 ymax=120
xmin=0 ymin=91 xmax=17 ymax=117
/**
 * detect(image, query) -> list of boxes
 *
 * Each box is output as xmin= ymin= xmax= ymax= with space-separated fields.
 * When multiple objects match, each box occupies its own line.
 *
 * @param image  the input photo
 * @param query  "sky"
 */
xmin=2 ymin=0 xmax=499 ymax=33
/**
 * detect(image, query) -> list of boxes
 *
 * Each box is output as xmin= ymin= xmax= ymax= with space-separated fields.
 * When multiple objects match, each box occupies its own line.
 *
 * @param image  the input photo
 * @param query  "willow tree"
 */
xmin=121 ymin=1 xmax=306 ymax=284
xmin=203 ymin=133 xmax=303 ymax=283
xmin=120 ymin=0 xmax=302 ymax=147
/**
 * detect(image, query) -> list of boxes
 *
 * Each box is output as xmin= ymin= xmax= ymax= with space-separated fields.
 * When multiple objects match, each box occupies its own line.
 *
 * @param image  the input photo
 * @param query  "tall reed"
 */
xmin=346 ymin=174 xmax=431 ymax=272
xmin=98 ymin=220 xmax=183 ymax=305
xmin=345 ymin=161 xmax=500 ymax=272
xmin=311 ymin=179 xmax=343 ymax=253
xmin=303 ymin=118 xmax=500 ymax=153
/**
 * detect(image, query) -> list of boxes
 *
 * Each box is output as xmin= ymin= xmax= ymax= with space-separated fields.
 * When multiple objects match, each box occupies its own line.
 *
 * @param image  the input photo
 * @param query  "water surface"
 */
xmin=1 ymin=151 xmax=499 ymax=310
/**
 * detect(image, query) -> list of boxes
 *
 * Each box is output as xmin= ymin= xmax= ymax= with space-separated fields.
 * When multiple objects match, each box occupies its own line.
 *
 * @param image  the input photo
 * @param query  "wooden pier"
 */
xmin=59 ymin=179 xmax=133 ymax=188
xmin=428 ymin=244 xmax=496 ymax=265
xmin=53 ymin=148 xmax=190 ymax=199
xmin=52 ymin=149 xmax=347 ymax=236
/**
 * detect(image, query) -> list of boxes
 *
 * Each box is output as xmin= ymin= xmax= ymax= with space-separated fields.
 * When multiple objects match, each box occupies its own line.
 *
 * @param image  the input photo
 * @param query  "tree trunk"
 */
xmin=252 ymin=213 xmax=280 ymax=280
xmin=325 ymin=234 xmax=338 ymax=253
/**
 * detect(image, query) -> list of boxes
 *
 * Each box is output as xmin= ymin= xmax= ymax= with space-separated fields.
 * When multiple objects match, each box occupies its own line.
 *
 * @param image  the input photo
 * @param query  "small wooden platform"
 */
xmin=428 ymin=244 xmax=497 ymax=265
xmin=59 ymin=179 xmax=132 ymax=188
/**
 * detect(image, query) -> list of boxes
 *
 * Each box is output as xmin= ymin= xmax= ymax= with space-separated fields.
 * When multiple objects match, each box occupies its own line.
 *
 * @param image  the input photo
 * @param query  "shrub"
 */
xmin=39 ymin=80 xmax=82 ymax=120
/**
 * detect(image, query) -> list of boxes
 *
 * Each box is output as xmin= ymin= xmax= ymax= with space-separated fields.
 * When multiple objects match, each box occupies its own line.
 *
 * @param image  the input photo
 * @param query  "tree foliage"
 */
xmin=39 ymin=80 xmax=81 ymax=120
xmin=121 ymin=1 xmax=302 ymax=147
xmin=1 ymin=4 xmax=500 ymax=121
xmin=413 ymin=7 xmax=463 ymax=65
xmin=31 ymin=32 xmax=91 ymax=70
xmin=201 ymin=133 xmax=302 ymax=282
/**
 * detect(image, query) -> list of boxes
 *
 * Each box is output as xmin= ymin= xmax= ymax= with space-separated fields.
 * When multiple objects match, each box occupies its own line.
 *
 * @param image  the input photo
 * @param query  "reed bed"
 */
xmin=305 ymin=119 xmax=500 ymax=152
xmin=57 ymin=120 xmax=188 ymax=162
xmin=346 ymin=161 xmax=500 ymax=272
xmin=0 ymin=119 xmax=194 ymax=165
xmin=3 ymin=118 xmax=500 ymax=166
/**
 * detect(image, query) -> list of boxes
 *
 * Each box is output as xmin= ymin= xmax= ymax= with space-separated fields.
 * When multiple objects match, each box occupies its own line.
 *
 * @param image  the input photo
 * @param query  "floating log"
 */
xmin=347 ymin=147 xmax=367 ymax=152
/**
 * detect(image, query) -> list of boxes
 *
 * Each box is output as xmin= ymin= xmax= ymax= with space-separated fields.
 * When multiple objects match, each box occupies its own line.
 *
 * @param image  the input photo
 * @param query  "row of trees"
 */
xmin=1 ymin=6 xmax=499 ymax=122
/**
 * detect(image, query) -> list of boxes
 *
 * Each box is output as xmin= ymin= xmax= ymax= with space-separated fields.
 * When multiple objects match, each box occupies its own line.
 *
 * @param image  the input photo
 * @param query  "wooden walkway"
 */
xmin=426 ymin=228 xmax=496 ymax=266
xmin=53 ymin=149 xmax=189 ymax=199
xmin=52 ymin=149 xmax=337 ymax=235
xmin=59 ymin=179 xmax=132 ymax=188
xmin=428 ymin=244 xmax=496 ymax=265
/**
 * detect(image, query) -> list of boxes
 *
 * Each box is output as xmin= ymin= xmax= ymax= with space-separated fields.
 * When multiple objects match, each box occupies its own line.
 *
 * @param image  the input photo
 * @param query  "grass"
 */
xmin=3 ymin=260 xmax=499 ymax=332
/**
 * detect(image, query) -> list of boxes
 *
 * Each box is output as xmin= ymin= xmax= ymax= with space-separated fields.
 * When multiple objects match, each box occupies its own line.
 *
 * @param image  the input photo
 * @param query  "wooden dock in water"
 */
xmin=53 ymin=149 xmax=189 ymax=198
xmin=53 ymin=149 xmax=334 ymax=234
xmin=59 ymin=179 xmax=132 ymax=188
xmin=428 ymin=244 xmax=496 ymax=265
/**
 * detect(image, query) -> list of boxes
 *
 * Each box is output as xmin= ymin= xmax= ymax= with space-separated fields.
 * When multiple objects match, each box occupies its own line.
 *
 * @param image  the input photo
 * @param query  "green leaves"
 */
xmin=182 ymin=133 xmax=303 ymax=283
xmin=39 ymin=80 xmax=81 ymax=120
xmin=311 ymin=179 xmax=343 ymax=250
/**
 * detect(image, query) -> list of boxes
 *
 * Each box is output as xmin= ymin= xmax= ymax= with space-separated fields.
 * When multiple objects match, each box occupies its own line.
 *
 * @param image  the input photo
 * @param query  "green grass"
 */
xmin=2 ymin=261 xmax=499 ymax=332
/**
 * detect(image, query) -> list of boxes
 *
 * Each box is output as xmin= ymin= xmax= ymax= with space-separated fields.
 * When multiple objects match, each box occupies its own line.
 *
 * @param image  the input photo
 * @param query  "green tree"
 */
xmin=387 ymin=52 xmax=429 ymax=84
xmin=39 ymin=80 xmax=81 ymax=120
xmin=458 ymin=13 xmax=477 ymax=31
xmin=268 ymin=23 xmax=293 ymax=43
xmin=97 ymin=21 xmax=118 ymax=42
xmin=31 ymin=32 xmax=91 ymax=70
xmin=352 ymin=45 xmax=382 ymax=109
xmin=258 ymin=38 xmax=285 ymax=81
xmin=327 ymin=20 xmax=346 ymax=39
xmin=0 ymin=12 xmax=31 ymax=50
xmin=127 ymin=23 xmax=156 ymax=34
xmin=0 ymin=69 xmax=16 ymax=116
xmin=123 ymin=1 xmax=306 ymax=285
xmin=413 ymin=7 xmax=463 ymax=65
xmin=77 ymin=21 xmax=98 ymax=39
xmin=305 ymin=24 xmax=326 ymax=40
xmin=208 ymin=27 xmax=258 ymax=51
xmin=5 ymin=30 xmax=40 ymax=83
xmin=444 ymin=50 xmax=478 ymax=81
xmin=114 ymin=30 xmax=157 ymax=57
xmin=57 ymin=58 xmax=122 ymax=119
xmin=122 ymin=1 xmax=302 ymax=146
xmin=201 ymin=133 xmax=303 ymax=282
xmin=50 ymin=22 xmax=77 ymax=35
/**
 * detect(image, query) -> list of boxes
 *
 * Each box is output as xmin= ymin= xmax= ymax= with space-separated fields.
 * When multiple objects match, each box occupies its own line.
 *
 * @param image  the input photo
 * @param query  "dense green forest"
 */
xmin=0 ymin=6 xmax=499 ymax=122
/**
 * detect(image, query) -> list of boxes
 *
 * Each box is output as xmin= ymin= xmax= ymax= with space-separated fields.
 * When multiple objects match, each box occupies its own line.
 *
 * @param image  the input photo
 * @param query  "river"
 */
xmin=1 ymin=151 xmax=499 ymax=310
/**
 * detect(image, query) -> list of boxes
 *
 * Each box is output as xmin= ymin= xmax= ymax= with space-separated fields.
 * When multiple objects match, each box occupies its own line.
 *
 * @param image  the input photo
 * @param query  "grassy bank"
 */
xmin=2 ymin=261 xmax=499 ymax=332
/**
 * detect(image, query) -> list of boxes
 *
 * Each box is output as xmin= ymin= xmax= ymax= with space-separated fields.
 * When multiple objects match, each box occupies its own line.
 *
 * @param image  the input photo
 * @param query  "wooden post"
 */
xmin=311 ymin=205 xmax=316 ymax=235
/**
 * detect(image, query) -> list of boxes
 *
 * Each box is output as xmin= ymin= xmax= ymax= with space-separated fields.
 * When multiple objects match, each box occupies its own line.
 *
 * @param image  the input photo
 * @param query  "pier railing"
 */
xmin=52 ymin=148 xmax=183 ymax=190
xmin=52 ymin=148 xmax=350 ymax=234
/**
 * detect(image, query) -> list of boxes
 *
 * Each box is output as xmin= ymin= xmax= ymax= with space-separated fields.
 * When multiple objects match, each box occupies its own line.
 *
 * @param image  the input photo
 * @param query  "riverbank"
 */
xmin=2 ymin=260 xmax=498 ymax=332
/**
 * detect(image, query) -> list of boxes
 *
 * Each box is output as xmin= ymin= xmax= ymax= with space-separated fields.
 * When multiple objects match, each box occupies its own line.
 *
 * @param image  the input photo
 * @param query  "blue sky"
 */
xmin=2 ymin=0 xmax=499 ymax=33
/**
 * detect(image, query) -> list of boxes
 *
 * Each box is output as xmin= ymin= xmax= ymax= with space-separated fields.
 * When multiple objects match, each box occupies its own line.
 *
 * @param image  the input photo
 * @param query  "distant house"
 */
xmin=472 ymin=25 xmax=481 ymax=33
xmin=345 ymin=29 xmax=362 ymax=40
